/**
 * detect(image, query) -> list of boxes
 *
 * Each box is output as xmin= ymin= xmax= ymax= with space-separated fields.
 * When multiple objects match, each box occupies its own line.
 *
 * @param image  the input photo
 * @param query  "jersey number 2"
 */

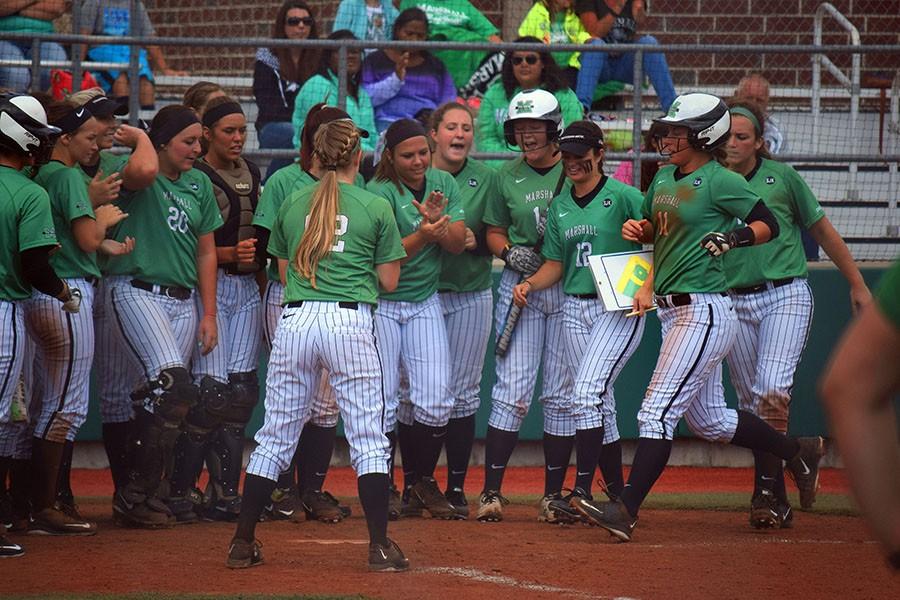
xmin=305 ymin=214 xmax=349 ymax=252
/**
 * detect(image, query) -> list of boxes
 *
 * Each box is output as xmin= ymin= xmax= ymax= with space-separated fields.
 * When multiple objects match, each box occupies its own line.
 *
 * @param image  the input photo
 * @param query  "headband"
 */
xmin=149 ymin=108 xmax=200 ymax=148
xmin=202 ymin=101 xmax=243 ymax=128
xmin=51 ymin=105 xmax=93 ymax=135
xmin=385 ymin=118 xmax=427 ymax=151
xmin=730 ymin=107 xmax=761 ymax=135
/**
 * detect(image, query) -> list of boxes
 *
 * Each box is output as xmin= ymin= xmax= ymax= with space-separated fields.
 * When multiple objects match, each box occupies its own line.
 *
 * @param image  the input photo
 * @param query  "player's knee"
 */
xmin=133 ymin=367 xmax=197 ymax=427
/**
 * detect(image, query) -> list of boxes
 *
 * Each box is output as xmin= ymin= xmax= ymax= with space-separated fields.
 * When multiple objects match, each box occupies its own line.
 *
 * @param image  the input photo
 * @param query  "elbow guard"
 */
xmin=744 ymin=200 xmax=780 ymax=241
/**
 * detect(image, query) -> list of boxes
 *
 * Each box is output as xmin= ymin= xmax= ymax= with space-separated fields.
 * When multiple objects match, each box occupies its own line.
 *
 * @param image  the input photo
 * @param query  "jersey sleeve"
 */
xmin=621 ymin=183 xmax=644 ymax=221
xmin=253 ymin=174 xmax=285 ymax=231
xmin=785 ymin=165 xmax=826 ymax=229
xmin=482 ymin=164 xmax=512 ymax=228
xmin=440 ymin=173 xmax=465 ymax=223
xmin=373 ymin=201 xmax=407 ymax=264
xmin=267 ymin=201 xmax=290 ymax=260
xmin=59 ymin=168 xmax=96 ymax=224
xmin=541 ymin=203 xmax=562 ymax=261
xmin=18 ymin=188 xmax=58 ymax=252
xmin=640 ymin=182 xmax=655 ymax=220
xmin=716 ymin=169 xmax=762 ymax=221
xmin=196 ymin=176 xmax=225 ymax=235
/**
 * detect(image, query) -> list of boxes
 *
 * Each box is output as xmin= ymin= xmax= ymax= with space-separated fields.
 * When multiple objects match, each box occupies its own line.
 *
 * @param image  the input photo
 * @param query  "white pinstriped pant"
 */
xmin=22 ymin=278 xmax=95 ymax=442
xmin=247 ymin=302 xmax=389 ymax=479
xmin=397 ymin=288 xmax=493 ymax=424
xmin=725 ymin=279 xmax=813 ymax=432
xmin=375 ymin=293 xmax=452 ymax=430
xmin=263 ymin=280 xmax=339 ymax=427
xmin=193 ymin=270 xmax=262 ymax=382
xmin=106 ymin=277 xmax=197 ymax=412
xmin=638 ymin=293 xmax=739 ymax=441
xmin=489 ymin=268 xmax=575 ymax=436
xmin=93 ymin=279 xmax=141 ymax=423
xmin=564 ymin=297 xmax=645 ymax=441
xmin=0 ymin=300 xmax=26 ymax=456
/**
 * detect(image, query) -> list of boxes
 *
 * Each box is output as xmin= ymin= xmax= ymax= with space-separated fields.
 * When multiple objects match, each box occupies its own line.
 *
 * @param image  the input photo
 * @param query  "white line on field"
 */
xmin=288 ymin=539 xmax=369 ymax=545
xmin=421 ymin=566 xmax=639 ymax=600
xmin=642 ymin=538 xmax=879 ymax=549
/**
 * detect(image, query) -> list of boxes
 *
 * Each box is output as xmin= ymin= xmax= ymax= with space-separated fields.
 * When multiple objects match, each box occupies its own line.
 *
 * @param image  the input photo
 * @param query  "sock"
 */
xmin=574 ymin=428 xmax=604 ymax=494
xmin=31 ymin=438 xmax=65 ymax=511
xmin=543 ymin=433 xmax=574 ymax=496
xmin=385 ymin=429 xmax=397 ymax=487
xmin=445 ymin=415 xmax=476 ymax=491
xmin=752 ymin=449 xmax=783 ymax=495
xmin=357 ymin=473 xmax=390 ymax=547
xmin=620 ymin=438 xmax=673 ymax=518
xmin=296 ymin=424 xmax=336 ymax=493
xmin=8 ymin=458 xmax=31 ymax=518
xmin=730 ymin=410 xmax=799 ymax=461
xmin=275 ymin=468 xmax=294 ymax=492
xmin=234 ymin=474 xmax=276 ymax=543
xmin=598 ymin=440 xmax=624 ymax=498
xmin=290 ymin=436 xmax=303 ymax=491
xmin=483 ymin=426 xmax=519 ymax=492
xmin=102 ymin=421 xmax=133 ymax=491
xmin=775 ymin=466 xmax=788 ymax=504
xmin=56 ymin=440 xmax=75 ymax=506
xmin=397 ymin=422 xmax=416 ymax=490
xmin=0 ymin=456 xmax=10 ymax=495
xmin=413 ymin=420 xmax=447 ymax=481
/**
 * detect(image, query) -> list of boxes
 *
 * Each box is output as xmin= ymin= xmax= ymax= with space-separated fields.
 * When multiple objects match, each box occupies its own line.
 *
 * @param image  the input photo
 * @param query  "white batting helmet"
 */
xmin=0 ymin=94 xmax=60 ymax=157
xmin=653 ymin=93 xmax=730 ymax=151
xmin=503 ymin=88 xmax=563 ymax=147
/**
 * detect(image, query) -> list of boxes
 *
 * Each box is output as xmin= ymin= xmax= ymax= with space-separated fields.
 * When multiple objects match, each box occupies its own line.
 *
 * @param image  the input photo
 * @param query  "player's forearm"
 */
xmin=196 ymin=235 xmax=218 ymax=317
xmin=524 ymin=260 xmax=562 ymax=292
xmin=121 ymin=135 xmax=159 ymax=190
xmin=485 ymin=226 xmax=510 ymax=259
xmin=437 ymin=222 xmax=466 ymax=255
xmin=400 ymin=231 xmax=429 ymax=264
xmin=216 ymin=246 xmax=237 ymax=265
xmin=21 ymin=246 xmax=66 ymax=298
xmin=809 ymin=217 xmax=867 ymax=290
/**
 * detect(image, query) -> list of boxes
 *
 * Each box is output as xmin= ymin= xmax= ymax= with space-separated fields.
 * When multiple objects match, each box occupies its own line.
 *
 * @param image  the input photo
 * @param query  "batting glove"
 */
xmin=700 ymin=231 xmax=736 ymax=257
xmin=503 ymin=245 xmax=543 ymax=276
xmin=61 ymin=287 xmax=82 ymax=314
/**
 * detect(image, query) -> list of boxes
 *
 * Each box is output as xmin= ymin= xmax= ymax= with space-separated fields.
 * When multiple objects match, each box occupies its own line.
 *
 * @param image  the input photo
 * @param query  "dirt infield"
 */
xmin=6 ymin=467 xmax=899 ymax=600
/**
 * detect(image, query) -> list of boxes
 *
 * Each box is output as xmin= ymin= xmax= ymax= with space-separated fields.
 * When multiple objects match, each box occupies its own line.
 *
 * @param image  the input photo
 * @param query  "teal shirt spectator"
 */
xmin=290 ymin=69 xmax=377 ymax=151
xmin=333 ymin=0 xmax=398 ymax=42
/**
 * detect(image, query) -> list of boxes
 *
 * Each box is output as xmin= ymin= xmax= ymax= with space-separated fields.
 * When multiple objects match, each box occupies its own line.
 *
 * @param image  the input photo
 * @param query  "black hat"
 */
xmin=558 ymin=120 xmax=605 ymax=156
xmin=84 ymin=95 xmax=128 ymax=119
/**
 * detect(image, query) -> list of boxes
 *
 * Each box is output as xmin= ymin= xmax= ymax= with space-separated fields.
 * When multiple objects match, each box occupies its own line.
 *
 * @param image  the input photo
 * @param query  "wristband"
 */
xmin=501 ymin=244 xmax=511 ymax=260
xmin=727 ymin=226 xmax=756 ymax=249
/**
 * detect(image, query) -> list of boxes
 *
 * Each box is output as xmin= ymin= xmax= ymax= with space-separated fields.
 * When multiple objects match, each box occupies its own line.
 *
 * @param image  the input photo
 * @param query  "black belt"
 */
xmin=223 ymin=265 xmax=259 ymax=277
xmin=655 ymin=292 xmax=727 ymax=308
xmin=284 ymin=300 xmax=358 ymax=310
xmin=731 ymin=277 xmax=795 ymax=296
xmin=130 ymin=279 xmax=192 ymax=300
xmin=572 ymin=293 xmax=598 ymax=299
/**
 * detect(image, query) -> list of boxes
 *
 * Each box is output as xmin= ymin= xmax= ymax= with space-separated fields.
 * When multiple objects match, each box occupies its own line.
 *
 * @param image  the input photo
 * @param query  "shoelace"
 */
xmin=482 ymin=490 xmax=510 ymax=506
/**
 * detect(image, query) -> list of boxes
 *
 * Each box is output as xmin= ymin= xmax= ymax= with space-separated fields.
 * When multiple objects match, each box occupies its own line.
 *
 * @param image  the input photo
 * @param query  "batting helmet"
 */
xmin=0 ymin=94 xmax=61 ymax=158
xmin=653 ymin=93 xmax=730 ymax=151
xmin=503 ymin=88 xmax=563 ymax=147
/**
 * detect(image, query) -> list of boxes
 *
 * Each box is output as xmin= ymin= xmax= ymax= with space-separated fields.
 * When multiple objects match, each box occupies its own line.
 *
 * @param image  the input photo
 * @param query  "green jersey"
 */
xmin=484 ymin=158 xmax=569 ymax=247
xmin=876 ymin=259 xmax=900 ymax=329
xmin=543 ymin=176 xmax=643 ymax=296
xmin=33 ymin=161 xmax=100 ymax=280
xmin=643 ymin=161 xmax=760 ymax=295
xmin=268 ymin=183 xmax=406 ymax=305
xmin=77 ymin=150 xmax=125 ymax=185
xmin=438 ymin=158 xmax=495 ymax=293
xmin=367 ymin=168 xmax=465 ymax=302
xmin=0 ymin=166 xmax=58 ymax=301
xmin=255 ymin=164 xmax=365 ymax=283
xmin=723 ymin=158 xmax=825 ymax=288
xmin=106 ymin=169 xmax=223 ymax=288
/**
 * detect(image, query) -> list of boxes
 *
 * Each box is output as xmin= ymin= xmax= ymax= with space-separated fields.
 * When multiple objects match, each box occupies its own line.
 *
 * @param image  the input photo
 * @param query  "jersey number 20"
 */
xmin=305 ymin=214 xmax=349 ymax=252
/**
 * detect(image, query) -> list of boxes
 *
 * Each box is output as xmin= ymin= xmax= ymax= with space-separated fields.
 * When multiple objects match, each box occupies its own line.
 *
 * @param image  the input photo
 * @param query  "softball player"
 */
xmin=0 ymin=93 xmax=68 ymax=558
xmin=253 ymin=103 xmax=365 ymax=523
xmin=227 ymin=118 xmax=409 ymax=571
xmin=512 ymin=120 xmax=645 ymax=522
xmin=105 ymin=105 xmax=223 ymax=529
xmin=723 ymin=99 xmax=870 ymax=526
xmin=68 ymin=92 xmax=159 ymax=498
xmin=427 ymin=101 xmax=496 ymax=517
xmin=477 ymin=89 xmax=575 ymax=523
xmin=367 ymin=118 xmax=466 ymax=519
xmin=573 ymin=93 xmax=824 ymax=541
xmin=21 ymin=100 xmax=134 ymax=536
xmin=162 ymin=97 xmax=263 ymax=523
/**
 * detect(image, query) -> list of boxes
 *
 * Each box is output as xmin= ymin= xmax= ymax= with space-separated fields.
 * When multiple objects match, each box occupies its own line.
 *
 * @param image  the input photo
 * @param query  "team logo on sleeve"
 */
xmin=766 ymin=176 xmax=776 ymax=184
xmin=190 ymin=182 xmax=199 ymax=191
xmin=467 ymin=178 xmax=478 ymax=187
xmin=602 ymin=198 xmax=612 ymax=208
xmin=692 ymin=177 xmax=703 ymax=187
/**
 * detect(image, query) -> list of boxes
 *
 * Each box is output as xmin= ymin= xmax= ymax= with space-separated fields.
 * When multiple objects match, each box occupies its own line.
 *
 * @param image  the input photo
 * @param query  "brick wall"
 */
xmin=143 ymin=0 xmax=899 ymax=86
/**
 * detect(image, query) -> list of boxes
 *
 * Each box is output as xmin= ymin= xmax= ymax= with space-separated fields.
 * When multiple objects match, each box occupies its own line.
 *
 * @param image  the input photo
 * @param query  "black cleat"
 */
xmin=368 ymin=538 xmax=409 ymax=572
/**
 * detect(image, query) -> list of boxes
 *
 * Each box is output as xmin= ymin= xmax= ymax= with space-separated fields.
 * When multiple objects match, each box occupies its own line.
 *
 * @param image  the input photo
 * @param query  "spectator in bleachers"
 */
xmin=79 ymin=0 xmax=186 ymax=109
xmin=476 ymin=36 xmax=582 ymax=167
xmin=254 ymin=0 xmax=322 ymax=178
xmin=518 ymin=0 xmax=591 ymax=91
xmin=184 ymin=81 xmax=226 ymax=117
xmin=399 ymin=0 xmax=501 ymax=91
xmin=333 ymin=0 xmax=398 ymax=49
xmin=291 ymin=29 xmax=376 ymax=152
xmin=573 ymin=0 xmax=675 ymax=113
xmin=361 ymin=8 xmax=455 ymax=134
xmin=734 ymin=73 xmax=786 ymax=155
xmin=0 ymin=0 xmax=69 ymax=92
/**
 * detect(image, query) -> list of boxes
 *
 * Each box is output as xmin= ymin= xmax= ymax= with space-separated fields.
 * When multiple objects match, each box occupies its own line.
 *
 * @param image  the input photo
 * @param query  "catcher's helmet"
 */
xmin=0 ymin=94 xmax=61 ymax=157
xmin=503 ymin=88 xmax=563 ymax=147
xmin=653 ymin=93 xmax=730 ymax=151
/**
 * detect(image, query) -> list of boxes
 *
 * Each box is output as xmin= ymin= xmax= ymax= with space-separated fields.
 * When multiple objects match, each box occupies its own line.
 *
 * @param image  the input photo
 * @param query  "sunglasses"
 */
xmin=511 ymin=55 xmax=539 ymax=66
xmin=286 ymin=16 xmax=314 ymax=27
